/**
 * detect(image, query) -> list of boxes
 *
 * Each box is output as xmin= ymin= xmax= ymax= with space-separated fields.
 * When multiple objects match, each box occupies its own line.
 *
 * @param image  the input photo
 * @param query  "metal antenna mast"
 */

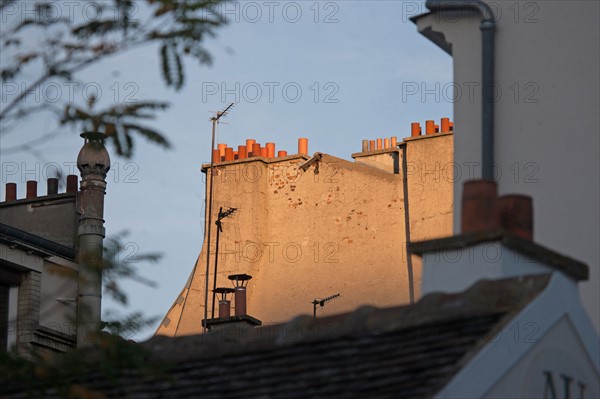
xmin=211 ymin=206 xmax=237 ymax=318
xmin=203 ymin=102 xmax=234 ymax=333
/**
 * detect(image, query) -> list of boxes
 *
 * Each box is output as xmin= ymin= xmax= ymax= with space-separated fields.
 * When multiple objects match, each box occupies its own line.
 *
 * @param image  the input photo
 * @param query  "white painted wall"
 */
xmin=422 ymin=242 xmax=553 ymax=295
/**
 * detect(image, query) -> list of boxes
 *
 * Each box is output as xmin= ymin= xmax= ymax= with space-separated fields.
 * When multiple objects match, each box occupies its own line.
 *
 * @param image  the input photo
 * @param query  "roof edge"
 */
xmin=408 ymin=230 xmax=588 ymax=281
xmin=0 ymin=223 xmax=76 ymax=260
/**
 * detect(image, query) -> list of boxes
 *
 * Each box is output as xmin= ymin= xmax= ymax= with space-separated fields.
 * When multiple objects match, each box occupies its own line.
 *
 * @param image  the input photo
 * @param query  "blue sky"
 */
xmin=1 ymin=1 xmax=453 ymax=340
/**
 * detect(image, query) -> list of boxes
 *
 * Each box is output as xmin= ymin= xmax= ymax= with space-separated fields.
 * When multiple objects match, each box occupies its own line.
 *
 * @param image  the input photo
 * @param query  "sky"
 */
xmin=1 ymin=1 xmax=456 ymax=340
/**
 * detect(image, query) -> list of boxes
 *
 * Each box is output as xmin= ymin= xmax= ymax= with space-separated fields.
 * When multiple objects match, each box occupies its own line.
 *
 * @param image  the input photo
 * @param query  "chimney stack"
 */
xmin=76 ymin=132 xmax=110 ymax=348
xmin=497 ymin=195 xmax=533 ymax=240
xmin=461 ymin=179 xmax=534 ymax=240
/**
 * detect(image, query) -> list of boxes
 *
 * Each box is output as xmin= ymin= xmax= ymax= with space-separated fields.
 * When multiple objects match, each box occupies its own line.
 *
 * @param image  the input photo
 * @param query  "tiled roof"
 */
xmin=2 ymin=274 xmax=551 ymax=398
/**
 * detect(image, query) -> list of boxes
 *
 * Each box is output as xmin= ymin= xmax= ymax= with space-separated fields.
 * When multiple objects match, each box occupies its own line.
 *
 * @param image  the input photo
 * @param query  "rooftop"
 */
xmin=2 ymin=274 xmax=551 ymax=398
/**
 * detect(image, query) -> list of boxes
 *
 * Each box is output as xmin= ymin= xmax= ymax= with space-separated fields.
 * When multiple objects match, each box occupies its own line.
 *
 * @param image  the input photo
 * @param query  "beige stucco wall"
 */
xmin=414 ymin=1 xmax=600 ymax=333
xmin=157 ymin=133 xmax=453 ymax=336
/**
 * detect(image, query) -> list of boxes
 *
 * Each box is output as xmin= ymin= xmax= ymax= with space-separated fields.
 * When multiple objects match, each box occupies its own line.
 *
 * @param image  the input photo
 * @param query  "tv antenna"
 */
xmin=211 ymin=206 xmax=237 ymax=318
xmin=203 ymin=103 xmax=235 ymax=333
xmin=312 ymin=293 xmax=340 ymax=319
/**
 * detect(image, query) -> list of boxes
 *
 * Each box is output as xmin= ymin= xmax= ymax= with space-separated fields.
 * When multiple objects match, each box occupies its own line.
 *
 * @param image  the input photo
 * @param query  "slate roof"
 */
xmin=0 ymin=222 xmax=76 ymax=260
xmin=1 ymin=274 xmax=551 ymax=398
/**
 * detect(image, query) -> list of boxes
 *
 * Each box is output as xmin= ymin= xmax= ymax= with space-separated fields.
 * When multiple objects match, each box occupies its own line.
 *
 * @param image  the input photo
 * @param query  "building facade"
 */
xmin=0 ymin=133 xmax=110 ymax=354
xmin=0 ymin=178 xmax=80 ymax=355
xmin=157 ymin=121 xmax=455 ymax=335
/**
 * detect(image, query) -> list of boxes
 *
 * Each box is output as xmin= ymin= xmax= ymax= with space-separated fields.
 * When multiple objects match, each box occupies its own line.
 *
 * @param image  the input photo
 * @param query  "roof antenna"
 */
xmin=211 ymin=206 xmax=237 ymax=318
xmin=203 ymin=103 xmax=235 ymax=333
xmin=312 ymin=293 xmax=340 ymax=319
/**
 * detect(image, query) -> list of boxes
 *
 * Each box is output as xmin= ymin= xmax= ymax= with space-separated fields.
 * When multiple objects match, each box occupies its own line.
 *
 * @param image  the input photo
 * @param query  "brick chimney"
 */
xmin=410 ymin=179 xmax=587 ymax=296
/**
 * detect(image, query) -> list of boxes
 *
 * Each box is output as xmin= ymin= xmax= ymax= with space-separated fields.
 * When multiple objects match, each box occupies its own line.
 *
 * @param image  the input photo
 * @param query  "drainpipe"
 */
xmin=425 ymin=0 xmax=496 ymax=180
xmin=401 ymin=144 xmax=415 ymax=304
xmin=76 ymin=132 xmax=110 ymax=347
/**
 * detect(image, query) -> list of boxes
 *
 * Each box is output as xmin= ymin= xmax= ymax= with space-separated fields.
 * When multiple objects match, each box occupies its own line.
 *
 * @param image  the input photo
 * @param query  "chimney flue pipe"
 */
xmin=47 ymin=178 xmax=59 ymax=195
xmin=362 ymin=140 xmax=369 ymax=152
xmin=76 ymin=132 xmax=110 ymax=348
xmin=441 ymin=118 xmax=450 ymax=133
xmin=411 ymin=122 xmax=421 ymax=137
xmin=26 ymin=181 xmax=37 ymax=199
xmin=425 ymin=120 xmax=435 ymax=135
xmin=238 ymin=145 xmax=247 ymax=160
xmin=214 ymin=287 xmax=235 ymax=318
xmin=298 ymin=138 xmax=308 ymax=155
xmin=246 ymin=139 xmax=256 ymax=156
xmin=5 ymin=183 xmax=16 ymax=201
xmin=217 ymin=143 xmax=227 ymax=158
xmin=266 ymin=142 xmax=276 ymax=158
xmin=66 ymin=175 xmax=78 ymax=193
xmin=219 ymin=300 xmax=231 ymax=318
xmin=225 ymin=147 xmax=234 ymax=161
xmin=229 ymin=274 xmax=252 ymax=316
xmin=252 ymin=143 xmax=261 ymax=157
